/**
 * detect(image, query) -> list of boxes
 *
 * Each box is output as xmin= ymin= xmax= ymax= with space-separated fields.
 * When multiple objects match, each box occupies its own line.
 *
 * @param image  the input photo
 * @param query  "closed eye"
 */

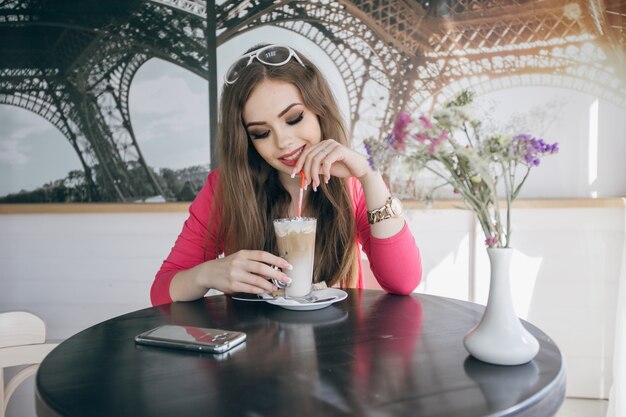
xmin=287 ymin=112 xmax=304 ymax=125
xmin=249 ymin=130 xmax=270 ymax=140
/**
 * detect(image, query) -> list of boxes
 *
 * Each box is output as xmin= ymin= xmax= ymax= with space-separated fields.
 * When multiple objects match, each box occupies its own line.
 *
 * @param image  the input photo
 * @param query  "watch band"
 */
xmin=367 ymin=196 xmax=402 ymax=225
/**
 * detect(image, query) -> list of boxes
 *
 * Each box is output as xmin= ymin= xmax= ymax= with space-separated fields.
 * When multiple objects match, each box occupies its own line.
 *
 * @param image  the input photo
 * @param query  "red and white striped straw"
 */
xmin=297 ymin=171 xmax=305 ymax=218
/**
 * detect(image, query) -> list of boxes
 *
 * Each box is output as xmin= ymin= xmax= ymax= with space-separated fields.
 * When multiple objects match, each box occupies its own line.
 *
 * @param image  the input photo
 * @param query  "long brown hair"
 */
xmin=214 ymin=44 xmax=358 ymax=288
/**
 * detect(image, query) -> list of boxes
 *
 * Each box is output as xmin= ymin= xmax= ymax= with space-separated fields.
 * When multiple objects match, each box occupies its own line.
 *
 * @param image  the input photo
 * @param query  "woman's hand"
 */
xmin=290 ymin=139 xmax=372 ymax=191
xmin=197 ymin=250 xmax=292 ymax=295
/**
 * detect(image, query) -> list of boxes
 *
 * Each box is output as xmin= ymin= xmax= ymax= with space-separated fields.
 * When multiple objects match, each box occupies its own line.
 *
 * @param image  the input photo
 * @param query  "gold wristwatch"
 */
xmin=367 ymin=196 xmax=403 ymax=225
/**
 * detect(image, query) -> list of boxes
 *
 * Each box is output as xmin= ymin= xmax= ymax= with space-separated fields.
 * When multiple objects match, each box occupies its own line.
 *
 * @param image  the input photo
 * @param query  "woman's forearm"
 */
xmin=358 ymin=170 xmax=405 ymax=238
xmin=169 ymin=263 xmax=213 ymax=302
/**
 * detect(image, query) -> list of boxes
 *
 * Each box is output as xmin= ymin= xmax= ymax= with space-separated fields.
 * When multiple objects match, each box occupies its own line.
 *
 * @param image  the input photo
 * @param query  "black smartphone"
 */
xmin=135 ymin=325 xmax=246 ymax=354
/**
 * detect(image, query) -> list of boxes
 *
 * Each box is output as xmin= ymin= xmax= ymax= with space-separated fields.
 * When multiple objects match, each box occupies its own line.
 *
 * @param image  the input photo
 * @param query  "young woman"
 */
xmin=150 ymin=44 xmax=422 ymax=306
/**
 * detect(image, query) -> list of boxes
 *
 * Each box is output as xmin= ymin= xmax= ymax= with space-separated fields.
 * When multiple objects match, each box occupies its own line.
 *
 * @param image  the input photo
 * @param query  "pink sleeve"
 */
xmin=150 ymin=170 xmax=222 ymax=306
xmin=352 ymin=179 xmax=422 ymax=295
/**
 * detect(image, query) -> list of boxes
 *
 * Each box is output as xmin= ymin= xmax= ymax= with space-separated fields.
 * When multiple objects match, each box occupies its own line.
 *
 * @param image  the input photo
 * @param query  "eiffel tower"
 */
xmin=2 ymin=0 xmax=624 ymax=201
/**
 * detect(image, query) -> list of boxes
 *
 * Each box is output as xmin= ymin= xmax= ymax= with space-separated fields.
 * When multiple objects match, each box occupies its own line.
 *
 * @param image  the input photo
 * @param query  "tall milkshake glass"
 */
xmin=273 ymin=217 xmax=317 ymax=298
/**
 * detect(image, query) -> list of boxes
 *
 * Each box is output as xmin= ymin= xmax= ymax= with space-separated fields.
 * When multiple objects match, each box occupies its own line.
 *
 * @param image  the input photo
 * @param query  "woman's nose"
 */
xmin=274 ymin=129 xmax=292 ymax=149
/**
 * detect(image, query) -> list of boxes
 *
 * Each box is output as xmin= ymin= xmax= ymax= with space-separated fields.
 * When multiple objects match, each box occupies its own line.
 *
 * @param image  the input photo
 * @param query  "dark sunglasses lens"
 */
xmin=226 ymin=57 xmax=248 ymax=83
xmin=258 ymin=47 xmax=291 ymax=64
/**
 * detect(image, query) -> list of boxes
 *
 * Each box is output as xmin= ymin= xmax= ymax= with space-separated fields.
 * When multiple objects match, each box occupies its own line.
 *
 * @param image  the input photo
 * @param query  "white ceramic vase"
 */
xmin=463 ymin=247 xmax=540 ymax=366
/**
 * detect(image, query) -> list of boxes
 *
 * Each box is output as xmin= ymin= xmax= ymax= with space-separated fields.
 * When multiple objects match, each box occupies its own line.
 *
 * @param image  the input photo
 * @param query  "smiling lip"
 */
xmin=278 ymin=146 xmax=304 ymax=167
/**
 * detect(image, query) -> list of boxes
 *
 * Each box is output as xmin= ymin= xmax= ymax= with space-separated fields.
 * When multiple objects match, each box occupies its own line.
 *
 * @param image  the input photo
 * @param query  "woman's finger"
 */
xmin=243 ymin=272 xmax=278 ymax=293
xmin=245 ymin=250 xmax=292 ymax=270
xmin=291 ymin=142 xmax=327 ymax=183
xmin=302 ymin=142 xmax=335 ymax=190
xmin=309 ymin=147 xmax=329 ymax=191
xmin=231 ymin=281 xmax=272 ymax=295
xmin=248 ymin=260 xmax=291 ymax=284
xmin=321 ymin=142 xmax=343 ymax=183
xmin=290 ymin=144 xmax=315 ymax=180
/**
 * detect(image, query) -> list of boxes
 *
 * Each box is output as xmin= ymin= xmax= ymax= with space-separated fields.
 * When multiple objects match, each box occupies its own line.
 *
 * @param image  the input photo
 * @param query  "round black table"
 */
xmin=36 ymin=290 xmax=565 ymax=417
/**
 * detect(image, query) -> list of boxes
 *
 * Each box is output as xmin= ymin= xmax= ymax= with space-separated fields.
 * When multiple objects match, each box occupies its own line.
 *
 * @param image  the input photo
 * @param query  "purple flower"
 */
xmin=391 ymin=112 xmax=412 ymax=150
xmin=485 ymin=235 xmax=499 ymax=247
xmin=363 ymin=138 xmax=389 ymax=172
xmin=426 ymin=130 xmax=448 ymax=155
xmin=419 ymin=115 xmax=433 ymax=129
xmin=548 ymin=142 xmax=559 ymax=153
xmin=414 ymin=132 xmax=429 ymax=143
xmin=363 ymin=141 xmax=377 ymax=171
xmin=513 ymin=134 xmax=558 ymax=167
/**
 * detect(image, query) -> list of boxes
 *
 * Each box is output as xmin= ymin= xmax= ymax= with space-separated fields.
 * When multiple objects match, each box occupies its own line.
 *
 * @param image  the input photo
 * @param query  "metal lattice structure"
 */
xmin=1 ymin=0 xmax=625 ymax=201
xmin=217 ymin=0 xmax=626 ymax=142
xmin=0 ymin=0 xmax=209 ymax=201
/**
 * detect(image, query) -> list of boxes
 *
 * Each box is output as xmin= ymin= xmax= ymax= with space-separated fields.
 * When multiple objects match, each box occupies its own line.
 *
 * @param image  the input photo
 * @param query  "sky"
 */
xmin=0 ymin=27 xmax=348 ymax=197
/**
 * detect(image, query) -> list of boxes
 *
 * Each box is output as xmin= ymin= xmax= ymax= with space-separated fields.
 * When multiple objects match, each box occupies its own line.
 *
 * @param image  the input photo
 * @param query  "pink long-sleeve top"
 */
xmin=151 ymin=169 xmax=422 ymax=306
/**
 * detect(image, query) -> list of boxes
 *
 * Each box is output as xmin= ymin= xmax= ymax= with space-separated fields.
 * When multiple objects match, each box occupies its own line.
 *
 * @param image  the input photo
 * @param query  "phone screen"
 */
xmin=135 ymin=325 xmax=246 ymax=353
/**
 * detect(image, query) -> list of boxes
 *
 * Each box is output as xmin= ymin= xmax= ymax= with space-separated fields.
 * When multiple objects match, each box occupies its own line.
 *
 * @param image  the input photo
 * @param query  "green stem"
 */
xmin=423 ymin=163 xmax=494 ymax=244
xmin=437 ymin=156 xmax=480 ymax=203
xmin=462 ymin=123 xmax=474 ymax=148
xmin=512 ymin=166 xmax=531 ymax=200
xmin=502 ymin=161 xmax=513 ymax=247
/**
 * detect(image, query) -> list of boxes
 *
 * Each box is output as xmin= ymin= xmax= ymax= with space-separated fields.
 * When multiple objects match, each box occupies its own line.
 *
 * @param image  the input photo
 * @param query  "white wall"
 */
xmin=1 ymin=212 xmax=187 ymax=339
xmin=1 ymin=211 xmax=188 ymax=417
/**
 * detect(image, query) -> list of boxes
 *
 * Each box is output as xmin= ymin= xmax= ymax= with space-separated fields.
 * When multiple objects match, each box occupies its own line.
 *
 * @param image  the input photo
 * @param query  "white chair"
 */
xmin=0 ymin=311 xmax=59 ymax=417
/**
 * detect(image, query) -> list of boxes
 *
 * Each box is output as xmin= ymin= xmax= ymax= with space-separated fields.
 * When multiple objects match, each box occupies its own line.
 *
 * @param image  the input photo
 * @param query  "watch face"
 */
xmin=391 ymin=198 xmax=403 ymax=215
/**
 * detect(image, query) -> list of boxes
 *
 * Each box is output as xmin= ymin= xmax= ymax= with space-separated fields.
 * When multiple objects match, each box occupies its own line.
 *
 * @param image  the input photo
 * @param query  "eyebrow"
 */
xmin=245 ymin=103 xmax=302 ymax=128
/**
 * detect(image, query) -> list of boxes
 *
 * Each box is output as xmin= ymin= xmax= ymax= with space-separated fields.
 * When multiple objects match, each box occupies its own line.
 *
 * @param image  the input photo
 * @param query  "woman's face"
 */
xmin=242 ymin=79 xmax=322 ymax=181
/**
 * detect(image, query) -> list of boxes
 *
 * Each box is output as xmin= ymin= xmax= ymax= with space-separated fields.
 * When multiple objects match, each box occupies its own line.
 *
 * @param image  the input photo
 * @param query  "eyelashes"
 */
xmin=250 ymin=130 xmax=270 ymax=140
xmin=248 ymin=112 xmax=304 ymax=140
xmin=287 ymin=112 xmax=304 ymax=125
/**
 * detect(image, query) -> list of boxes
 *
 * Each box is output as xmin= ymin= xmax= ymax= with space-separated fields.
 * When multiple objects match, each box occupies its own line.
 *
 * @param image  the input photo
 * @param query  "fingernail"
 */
xmin=325 ymin=178 xmax=329 ymax=184
xmin=285 ymin=263 xmax=293 ymax=270
xmin=313 ymin=185 xmax=317 ymax=192
xmin=283 ymin=277 xmax=292 ymax=284
xmin=291 ymin=171 xmax=296 ymax=179
xmin=304 ymin=183 xmax=308 ymax=191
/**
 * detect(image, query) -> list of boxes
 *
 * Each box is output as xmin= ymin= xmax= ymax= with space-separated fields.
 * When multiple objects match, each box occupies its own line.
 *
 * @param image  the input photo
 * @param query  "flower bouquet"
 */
xmin=365 ymin=90 xmax=559 ymax=248
xmin=366 ymin=90 xmax=560 ymax=365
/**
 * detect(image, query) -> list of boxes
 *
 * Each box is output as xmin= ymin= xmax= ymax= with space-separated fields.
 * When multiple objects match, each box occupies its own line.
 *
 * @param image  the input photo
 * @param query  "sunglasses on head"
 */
xmin=224 ymin=45 xmax=305 ymax=85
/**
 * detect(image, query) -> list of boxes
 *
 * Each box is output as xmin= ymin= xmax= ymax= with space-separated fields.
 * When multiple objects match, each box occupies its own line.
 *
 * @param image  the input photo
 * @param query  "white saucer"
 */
xmin=262 ymin=288 xmax=348 ymax=311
